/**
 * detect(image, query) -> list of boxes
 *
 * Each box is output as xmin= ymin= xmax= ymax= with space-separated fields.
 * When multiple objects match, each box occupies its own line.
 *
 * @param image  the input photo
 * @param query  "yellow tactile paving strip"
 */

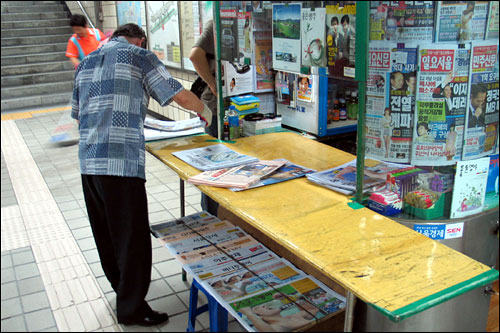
xmin=1 ymin=106 xmax=71 ymax=121
xmin=146 ymin=132 xmax=498 ymax=320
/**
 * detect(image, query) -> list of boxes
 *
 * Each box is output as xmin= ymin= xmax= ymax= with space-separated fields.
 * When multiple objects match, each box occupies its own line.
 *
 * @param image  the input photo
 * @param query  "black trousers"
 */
xmin=81 ymin=174 xmax=152 ymax=322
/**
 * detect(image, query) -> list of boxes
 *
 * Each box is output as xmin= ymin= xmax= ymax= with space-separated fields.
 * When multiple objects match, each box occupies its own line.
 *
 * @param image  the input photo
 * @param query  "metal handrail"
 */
xmin=76 ymin=1 xmax=95 ymax=29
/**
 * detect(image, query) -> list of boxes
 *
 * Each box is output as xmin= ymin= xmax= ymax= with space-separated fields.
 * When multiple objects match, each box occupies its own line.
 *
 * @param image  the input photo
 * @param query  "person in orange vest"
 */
xmin=65 ymin=14 xmax=106 ymax=68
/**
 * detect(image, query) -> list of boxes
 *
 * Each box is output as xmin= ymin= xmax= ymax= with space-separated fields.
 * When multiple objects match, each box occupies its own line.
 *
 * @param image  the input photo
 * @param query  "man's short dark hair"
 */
xmin=70 ymin=14 xmax=87 ymax=28
xmin=471 ymin=83 xmax=488 ymax=98
xmin=341 ymin=15 xmax=349 ymax=25
xmin=112 ymin=23 xmax=146 ymax=40
xmin=331 ymin=17 xmax=339 ymax=25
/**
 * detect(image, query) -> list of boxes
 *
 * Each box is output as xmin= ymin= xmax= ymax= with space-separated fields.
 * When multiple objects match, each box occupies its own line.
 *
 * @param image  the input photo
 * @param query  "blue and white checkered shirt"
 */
xmin=71 ymin=36 xmax=183 ymax=180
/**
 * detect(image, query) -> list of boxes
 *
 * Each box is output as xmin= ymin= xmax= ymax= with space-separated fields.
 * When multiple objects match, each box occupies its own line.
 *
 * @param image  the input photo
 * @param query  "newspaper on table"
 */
xmin=369 ymin=1 xmax=435 ymax=42
xmin=144 ymin=117 xmax=205 ymax=132
xmin=150 ymin=211 xmax=221 ymax=239
xmin=160 ymin=221 xmax=248 ymax=255
xmin=365 ymin=41 xmax=418 ymax=164
xmin=230 ymin=159 xmax=316 ymax=191
xmin=306 ymin=159 xmax=407 ymax=195
xmin=204 ymin=258 xmax=307 ymax=302
xmin=172 ymin=144 xmax=259 ymax=171
xmin=435 ymin=1 xmax=489 ymax=42
xmin=188 ymin=160 xmax=286 ymax=188
xmin=229 ymin=276 xmax=346 ymax=332
xmin=462 ymin=41 xmax=499 ymax=160
xmin=411 ymin=44 xmax=471 ymax=166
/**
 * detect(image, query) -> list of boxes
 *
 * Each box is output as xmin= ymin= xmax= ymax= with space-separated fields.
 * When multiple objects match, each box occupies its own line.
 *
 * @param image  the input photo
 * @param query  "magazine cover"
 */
xmin=484 ymin=154 xmax=499 ymax=210
xmin=172 ymin=144 xmax=259 ymax=171
xmin=162 ymin=224 xmax=248 ymax=255
xmin=296 ymin=74 xmax=313 ymax=103
xmin=222 ymin=61 xmax=255 ymax=97
xmin=462 ymin=42 xmax=499 ymax=160
xmin=272 ymin=3 xmax=302 ymax=72
xmin=205 ymin=258 xmax=306 ymax=302
xmin=435 ymin=1 xmax=489 ymax=42
xmin=450 ymin=157 xmax=490 ymax=218
xmin=221 ymin=8 xmax=239 ymax=62
xmin=188 ymin=160 xmax=286 ymax=188
xmin=254 ymin=31 xmax=274 ymax=92
xmin=486 ymin=1 xmax=499 ymax=40
xmin=412 ymin=44 xmax=471 ymax=166
xmin=301 ymin=8 xmax=327 ymax=67
xmin=229 ymin=276 xmax=346 ymax=332
xmin=150 ymin=211 xmax=220 ymax=239
xmin=326 ymin=2 xmax=356 ymax=78
xmin=238 ymin=11 xmax=253 ymax=63
xmin=275 ymin=71 xmax=297 ymax=107
xmin=230 ymin=159 xmax=316 ymax=192
xmin=365 ymin=41 xmax=417 ymax=163
xmin=369 ymin=1 xmax=435 ymax=42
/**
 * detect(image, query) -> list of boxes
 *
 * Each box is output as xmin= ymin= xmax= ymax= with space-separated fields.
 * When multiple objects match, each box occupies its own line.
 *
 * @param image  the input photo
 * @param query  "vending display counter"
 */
xmin=146 ymin=132 xmax=498 ymax=330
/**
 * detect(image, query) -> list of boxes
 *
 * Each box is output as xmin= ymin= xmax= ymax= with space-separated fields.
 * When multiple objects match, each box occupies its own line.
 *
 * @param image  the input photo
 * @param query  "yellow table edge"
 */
xmin=370 ymin=268 xmax=499 ymax=322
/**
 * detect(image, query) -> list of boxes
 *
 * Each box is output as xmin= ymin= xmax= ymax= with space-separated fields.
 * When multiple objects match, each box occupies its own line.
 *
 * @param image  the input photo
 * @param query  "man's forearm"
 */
xmin=190 ymin=48 xmax=216 ymax=94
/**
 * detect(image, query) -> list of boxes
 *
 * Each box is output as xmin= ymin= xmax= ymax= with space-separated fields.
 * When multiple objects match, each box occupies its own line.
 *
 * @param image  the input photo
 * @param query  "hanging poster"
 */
xmin=147 ymin=1 xmax=181 ymax=68
xmin=326 ymin=2 xmax=356 ymax=78
xmin=179 ymin=1 xmax=201 ymax=71
xmin=253 ymin=31 xmax=274 ymax=92
xmin=116 ymin=1 xmax=142 ymax=26
xmin=435 ymin=1 xmax=489 ymax=42
xmin=463 ymin=42 xmax=499 ymax=160
xmin=220 ymin=7 xmax=239 ymax=62
xmin=272 ymin=3 xmax=302 ymax=73
xmin=484 ymin=154 xmax=499 ymax=211
xmin=369 ymin=1 xmax=435 ymax=42
xmin=412 ymin=44 xmax=471 ymax=166
xmin=450 ymin=157 xmax=490 ymax=219
xmin=297 ymin=74 xmax=313 ymax=103
xmin=365 ymin=41 xmax=417 ymax=164
xmin=237 ymin=11 xmax=253 ymax=63
xmin=301 ymin=8 xmax=327 ymax=68
xmin=486 ymin=1 xmax=500 ymax=40
xmin=222 ymin=61 xmax=254 ymax=97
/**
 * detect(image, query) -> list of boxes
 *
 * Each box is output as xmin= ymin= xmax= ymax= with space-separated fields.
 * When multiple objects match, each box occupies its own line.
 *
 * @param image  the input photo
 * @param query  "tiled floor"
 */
xmin=1 ymin=108 xmax=246 ymax=332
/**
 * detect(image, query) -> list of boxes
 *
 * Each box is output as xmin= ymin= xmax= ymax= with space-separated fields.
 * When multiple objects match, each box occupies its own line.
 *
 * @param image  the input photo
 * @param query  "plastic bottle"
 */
xmin=350 ymin=91 xmax=358 ymax=120
xmin=223 ymin=111 xmax=230 ymax=141
xmin=228 ymin=105 xmax=240 ymax=140
xmin=327 ymin=98 xmax=332 ymax=124
xmin=332 ymin=99 xmax=340 ymax=122
xmin=339 ymin=98 xmax=347 ymax=121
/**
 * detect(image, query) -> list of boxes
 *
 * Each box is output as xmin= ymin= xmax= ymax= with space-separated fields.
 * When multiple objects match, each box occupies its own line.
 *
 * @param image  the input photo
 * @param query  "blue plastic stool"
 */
xmin=187 ymin=278 xmax=228 ymax=332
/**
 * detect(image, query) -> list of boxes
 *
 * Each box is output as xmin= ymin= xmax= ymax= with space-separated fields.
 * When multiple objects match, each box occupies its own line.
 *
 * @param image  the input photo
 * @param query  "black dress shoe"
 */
xmin=119 ymin=310 xmax=169 ymax=327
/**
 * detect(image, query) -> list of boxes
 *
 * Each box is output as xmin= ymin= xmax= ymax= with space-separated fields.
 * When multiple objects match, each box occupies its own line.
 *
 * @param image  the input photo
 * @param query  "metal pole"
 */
xmin=76 ymin=1 xmax=95 ymax=29
xmin=180 ymin=178 xmax=187 ymax=281
xmin=343 ymin=291 xmax=357 ymax=332
xmin=213 ymin=1 xmax=223 ymax=139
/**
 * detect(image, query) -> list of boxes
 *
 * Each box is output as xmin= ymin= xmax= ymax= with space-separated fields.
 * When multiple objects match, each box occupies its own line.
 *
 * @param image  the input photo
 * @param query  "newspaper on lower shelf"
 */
xmin=172 ymin=144 xmax=259 ymax=171
xmin=188 ymin=160 xmax=287 ymax=188
xmin=229 ymin=276 xmax=346 ymax=332
xmin=150 ymin=212 xmax=221 ymax=239
xmin=230 ymin=159 xmax=316 ymax=191
xmin=307 ymin=159 xmax=407 ymax=195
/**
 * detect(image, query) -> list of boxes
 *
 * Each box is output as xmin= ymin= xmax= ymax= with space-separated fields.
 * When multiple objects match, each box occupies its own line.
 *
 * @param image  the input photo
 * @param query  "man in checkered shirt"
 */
xmin=71 ymin=23 xmax=212 ymax=327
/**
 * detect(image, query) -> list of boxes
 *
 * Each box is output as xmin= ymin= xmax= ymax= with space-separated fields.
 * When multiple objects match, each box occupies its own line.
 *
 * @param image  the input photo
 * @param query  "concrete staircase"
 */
xmin=1 ymin=1 xmax=75 ymax=112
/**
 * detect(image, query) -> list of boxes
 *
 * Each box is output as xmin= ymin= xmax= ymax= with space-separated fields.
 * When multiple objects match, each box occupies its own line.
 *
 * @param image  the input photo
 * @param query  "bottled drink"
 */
xmin=327 ymin=98 xmax=332 ymax=124
xmin=349 ymin=91 xmax=358 ymax=120
xmin=223 ymin=111 xmax=230 ymax=140
xmin=332 ymin=99 xmax=340 ymax=122
xmin=228 ymin=106 xmax=240 ymax=140
xmin=339 ymin=98 xmax=347 ymax=121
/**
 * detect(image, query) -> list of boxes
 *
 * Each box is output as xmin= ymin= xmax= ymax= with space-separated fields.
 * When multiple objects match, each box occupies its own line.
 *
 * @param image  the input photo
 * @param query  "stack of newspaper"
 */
xmin=144 ymin=117 xmax=205 ymax=141
xmin=307 ymin=159 xmax=407 ymax=195
xmin=188 ymin=159 xmax=286 ymax=188
xmin=150 ymin=212 xmax=346 ymax=332
xmin=172 ymin=144 xmax=259 ymax=171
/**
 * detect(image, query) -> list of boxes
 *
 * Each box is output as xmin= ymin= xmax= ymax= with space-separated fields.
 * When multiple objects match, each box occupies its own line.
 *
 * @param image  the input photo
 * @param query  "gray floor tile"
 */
xmin=77 ymin=237 xmax=97 ymax=252
xmin=14 ymin=263 xmax=39 ymax=281
xmin=72 ymin=226 xmax=94 ymax=240
xmin=0 ymin=315 xmax=27 ymax=332
xmin=2 ymin=267 xmax=16 ymax=284
xmin=1 ymin=297 xmax=23 ymax=319
xmin=148 ymin=295 xmax=187 ymax=317
xmin=20 ymin=291 xmax=50 ymax=313
xmin=154 ymin=260 xmax=183 ymax=278
xmin=1 ymin=254 xmax=13 ymax=269
xmin=66 ymin=217 xmax=90 ymax=230
xmin=1 ymin=281 xmax=19 ymax=300
xmin=12 ymin=250 xmax=35 ymax=266
xmin=145 ymin=279 xmax=174 ymax=301
xmin=25 ymin=308 xmax=56 ymax=332
xmin=17 ymin=276 xmax=45 ymax=296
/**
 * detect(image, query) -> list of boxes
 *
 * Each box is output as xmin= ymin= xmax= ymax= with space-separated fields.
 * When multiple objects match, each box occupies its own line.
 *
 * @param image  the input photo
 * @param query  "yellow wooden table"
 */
xmin=146 ymin=132 xmax=498 ymax=328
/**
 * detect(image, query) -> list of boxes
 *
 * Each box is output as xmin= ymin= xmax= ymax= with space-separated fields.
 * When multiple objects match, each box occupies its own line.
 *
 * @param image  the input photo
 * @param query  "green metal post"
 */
xmin=355 ymin=2 xmax=370 ymax=204
xmin=213 ymin=1 xmax=224 ymax=139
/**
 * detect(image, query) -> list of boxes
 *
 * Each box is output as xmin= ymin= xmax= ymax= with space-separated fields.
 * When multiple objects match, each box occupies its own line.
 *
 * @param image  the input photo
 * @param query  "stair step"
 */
xmin=1 ymin=11 xmax=68 ymax=21
xmin=2 ymin=80 xmax=73 ymax=100
xmin=2 ymin=70 xmax=74 ymax=87
xmin=1 ymin=1 xmax=61 ymax=6
xmin=1 ymin=26 xmax=72 ymax=38
xmin=1 ymin=34 xmax=70 ymax=47
xmin=1 ymin=42 xmax=67 ymax=56
xmin=1 ymin=61 xmax=74 ymax=76
xmin=1 ymin=52 xmax=67 ymax=66
xmin=1 ymin=4 xmax=65 ymax=14
xmin=1 ymin=92 xmax=73 ymax=112
xmin=1 ymin=18 xmax=70 ymax=29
